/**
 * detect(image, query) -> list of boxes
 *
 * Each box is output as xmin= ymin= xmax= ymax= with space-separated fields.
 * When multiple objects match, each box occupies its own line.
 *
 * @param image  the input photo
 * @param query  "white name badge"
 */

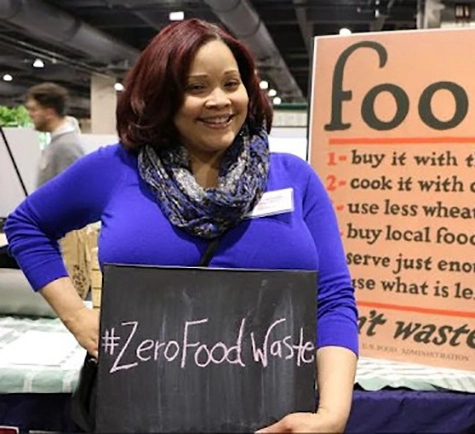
xmin=246 ymin=188 xmax=294 ymax=218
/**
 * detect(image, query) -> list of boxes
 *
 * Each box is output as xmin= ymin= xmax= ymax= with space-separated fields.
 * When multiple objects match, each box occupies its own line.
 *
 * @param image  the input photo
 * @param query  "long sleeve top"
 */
xmin=5 ymin=143 xmax=358 ymax=355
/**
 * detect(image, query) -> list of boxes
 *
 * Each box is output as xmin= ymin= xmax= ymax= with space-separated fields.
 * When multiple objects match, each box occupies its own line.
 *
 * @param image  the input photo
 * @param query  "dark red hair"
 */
xmin=116 ymin=19 xmax=273 ymax=150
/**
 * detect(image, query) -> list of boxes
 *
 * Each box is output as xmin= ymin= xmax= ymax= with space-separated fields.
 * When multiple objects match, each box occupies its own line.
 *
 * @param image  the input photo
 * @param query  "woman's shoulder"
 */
xmin=270 ymin=152 xmax=314 ymax=177
xmin=78 ymin=142 xmax=137 ymax=168
xmin=88 ymin=142 xmax=132 ymax=158
xmin=269 ymin=152 xmax=327 ymax=197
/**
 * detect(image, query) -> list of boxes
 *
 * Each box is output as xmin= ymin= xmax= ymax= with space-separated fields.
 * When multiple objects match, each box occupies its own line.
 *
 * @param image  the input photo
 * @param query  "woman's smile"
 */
xmin=198 ymin=114 xmax=235 ymax=129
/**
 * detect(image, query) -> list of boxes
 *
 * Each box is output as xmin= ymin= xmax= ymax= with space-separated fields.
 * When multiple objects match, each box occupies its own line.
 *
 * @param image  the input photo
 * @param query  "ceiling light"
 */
xmin=259 ymin=80 xmax=269 ymax=90
xmin=169 ymin=11 xmax=184 ymax=21
xmin=3 ymin=74 xmax=12 ymax=82
xmin=114 ymin=82 xmax=124 ymax=92
xmin=33 ymin=58 xmax=45 ymax=68
xmin=268 ymin=89 xmax=277 ymax=97
xmin=339 ymin=28 xmax=352 ymax=36
xmin=273 ymin=97 xmax=282 ymax=105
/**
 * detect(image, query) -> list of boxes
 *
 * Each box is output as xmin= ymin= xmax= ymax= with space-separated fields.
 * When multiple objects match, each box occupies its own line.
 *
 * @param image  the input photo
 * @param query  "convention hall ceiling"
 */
xmin=0 ymin=0 xmax=446 ymax=117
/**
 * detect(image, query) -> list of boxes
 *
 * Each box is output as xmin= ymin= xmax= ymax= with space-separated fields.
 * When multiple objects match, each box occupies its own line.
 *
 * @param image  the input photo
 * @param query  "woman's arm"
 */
xmin=5 ymin=145 xmax=124 ymax=354
xmin=315 ymin=346 xmax=357 ymax=431
xmin=304 ymin=164 xmax=359 ymax=430
xmin=5 ymin=145 xmax=123 ymax=291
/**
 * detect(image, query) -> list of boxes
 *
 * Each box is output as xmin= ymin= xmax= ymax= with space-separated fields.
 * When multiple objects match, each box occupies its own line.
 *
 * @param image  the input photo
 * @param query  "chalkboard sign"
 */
xmin=96 ymin=265 xmax=317 ymax=433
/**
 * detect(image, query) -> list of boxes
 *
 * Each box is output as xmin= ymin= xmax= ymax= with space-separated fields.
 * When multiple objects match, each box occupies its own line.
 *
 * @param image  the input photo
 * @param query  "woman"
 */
xmin=6 ymin=19 xmax=358 ymax=433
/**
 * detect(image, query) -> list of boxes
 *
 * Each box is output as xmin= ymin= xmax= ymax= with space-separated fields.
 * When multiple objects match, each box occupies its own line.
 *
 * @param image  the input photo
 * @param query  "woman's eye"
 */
xmin=225 ymin=81 xmax=240 ymax=89
xmin=187 ymin=84 xmax=205 ymax=92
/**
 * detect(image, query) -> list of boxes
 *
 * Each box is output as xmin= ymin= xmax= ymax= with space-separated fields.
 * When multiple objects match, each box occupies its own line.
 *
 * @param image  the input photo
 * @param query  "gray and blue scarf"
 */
xmin=138 ymin=126 xmax=269 ymax=239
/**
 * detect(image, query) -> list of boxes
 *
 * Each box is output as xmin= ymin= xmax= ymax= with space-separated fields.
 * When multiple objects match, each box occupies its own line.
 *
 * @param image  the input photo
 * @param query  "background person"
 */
xmin=25 ymin=82 xmax=85 ymax=187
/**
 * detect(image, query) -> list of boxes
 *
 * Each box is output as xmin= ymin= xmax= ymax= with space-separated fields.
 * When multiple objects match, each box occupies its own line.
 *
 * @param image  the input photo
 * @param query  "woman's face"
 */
xmin=174 ymin=39 xmax=249 ymax=159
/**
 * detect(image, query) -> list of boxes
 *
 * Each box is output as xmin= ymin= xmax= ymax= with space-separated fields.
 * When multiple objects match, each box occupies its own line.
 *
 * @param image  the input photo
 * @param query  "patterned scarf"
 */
xmin=138 ymin=125 xmax=270 ymax=239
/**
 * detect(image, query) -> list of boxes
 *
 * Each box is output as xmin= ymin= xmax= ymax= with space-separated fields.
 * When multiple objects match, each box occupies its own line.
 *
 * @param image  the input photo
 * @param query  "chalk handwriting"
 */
xmin=104 ymin=317 xmax=315 ymax=374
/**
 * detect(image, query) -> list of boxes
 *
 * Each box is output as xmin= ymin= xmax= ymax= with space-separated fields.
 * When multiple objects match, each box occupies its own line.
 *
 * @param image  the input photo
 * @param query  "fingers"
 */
xmin=256 ymin=420 xmax=284 ymax=434
xmin=91 ymin=336 xmax=99 ymax=359
xmin=77 ymin=324 xmax=99 ymax=359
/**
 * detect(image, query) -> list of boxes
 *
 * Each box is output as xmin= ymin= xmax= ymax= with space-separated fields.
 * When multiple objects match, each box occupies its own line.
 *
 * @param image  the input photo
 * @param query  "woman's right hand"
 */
xmin=38 ymin=278 xmax=100 ymax=358
xmin=64 ymin=306 xmax=100 ymax=358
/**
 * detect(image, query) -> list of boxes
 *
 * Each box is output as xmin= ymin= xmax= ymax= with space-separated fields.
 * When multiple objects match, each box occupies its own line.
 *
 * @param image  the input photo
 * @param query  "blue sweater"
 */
xmin=5 ymin=144 xmax=358 ymax=355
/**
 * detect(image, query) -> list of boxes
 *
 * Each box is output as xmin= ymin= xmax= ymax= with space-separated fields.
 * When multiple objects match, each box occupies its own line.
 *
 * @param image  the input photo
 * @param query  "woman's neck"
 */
xmin=189 ymin=150 xmax=224 ymax=189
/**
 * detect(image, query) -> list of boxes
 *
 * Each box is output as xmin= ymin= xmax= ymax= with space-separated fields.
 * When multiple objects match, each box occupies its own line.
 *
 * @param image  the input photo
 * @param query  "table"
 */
xmin=348 ymin=387 xmax=475 ymax=433
xmin=1 ymin=388 xmax=475 ymax=433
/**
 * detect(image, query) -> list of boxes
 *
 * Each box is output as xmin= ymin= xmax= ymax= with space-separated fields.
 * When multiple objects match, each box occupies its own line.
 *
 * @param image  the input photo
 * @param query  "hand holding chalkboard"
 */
xmin=66 ymin=306 xmax=99 ymax=359
xmin=257 ymin=411 xmax=342 ymax=433
xmin=96 ymin=265 xmax=317 ymax=433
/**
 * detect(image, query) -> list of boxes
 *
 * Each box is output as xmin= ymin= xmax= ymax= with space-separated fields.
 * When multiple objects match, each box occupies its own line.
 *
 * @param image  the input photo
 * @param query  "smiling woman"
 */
xmin=5 ymin=18 xmax=358 ymax=434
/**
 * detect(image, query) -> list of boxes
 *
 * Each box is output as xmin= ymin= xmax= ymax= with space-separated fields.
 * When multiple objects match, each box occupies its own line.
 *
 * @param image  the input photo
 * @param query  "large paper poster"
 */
xmin=310 ymin=28 xmax=475 ymax=370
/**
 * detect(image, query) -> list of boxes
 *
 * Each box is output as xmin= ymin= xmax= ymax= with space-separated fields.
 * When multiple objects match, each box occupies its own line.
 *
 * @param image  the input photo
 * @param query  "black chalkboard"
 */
xmin=96 ymin=265 xmax=317 ymax=433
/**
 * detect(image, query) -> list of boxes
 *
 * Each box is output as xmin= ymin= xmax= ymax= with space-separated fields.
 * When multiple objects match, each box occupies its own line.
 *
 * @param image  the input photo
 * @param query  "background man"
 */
xmin=25 ymin=82 xmax=85 ymax=187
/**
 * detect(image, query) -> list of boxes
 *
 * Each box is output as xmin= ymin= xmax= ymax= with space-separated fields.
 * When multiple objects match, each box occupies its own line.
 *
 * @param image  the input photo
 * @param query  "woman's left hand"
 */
xmin=256 ymin=409 xmax=346 ymax=434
